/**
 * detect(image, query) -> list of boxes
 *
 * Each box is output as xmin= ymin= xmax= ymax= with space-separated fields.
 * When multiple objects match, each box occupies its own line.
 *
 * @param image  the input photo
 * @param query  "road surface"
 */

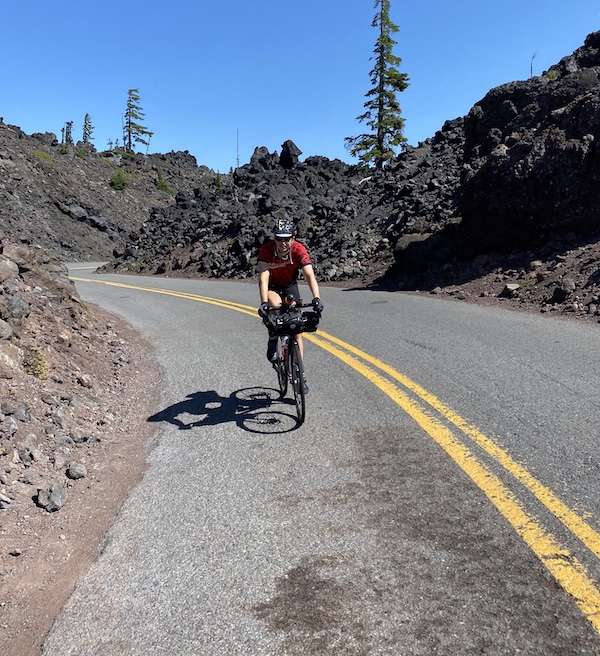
xmin=41 ymin=265 xmax=600 ymax=655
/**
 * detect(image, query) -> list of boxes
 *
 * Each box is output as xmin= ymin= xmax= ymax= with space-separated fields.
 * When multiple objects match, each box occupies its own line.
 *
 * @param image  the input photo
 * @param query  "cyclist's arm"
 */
xmin=258 ymin=261 xmax=271 ymax=304
xmin=302 ymin=264 xmax=321 ymax=301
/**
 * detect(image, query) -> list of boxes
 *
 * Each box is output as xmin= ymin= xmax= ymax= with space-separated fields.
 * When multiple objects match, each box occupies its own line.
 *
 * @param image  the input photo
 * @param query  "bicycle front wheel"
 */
xmin=288 ymin=339 xmax=306 ymax=425
xmin=275 ymin=337 xmax=288 ymax=398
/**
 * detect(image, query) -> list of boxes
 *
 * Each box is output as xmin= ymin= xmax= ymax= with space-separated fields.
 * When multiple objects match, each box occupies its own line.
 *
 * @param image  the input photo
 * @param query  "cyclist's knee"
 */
xmin=267 ymin=290 xmax=282 ymax=308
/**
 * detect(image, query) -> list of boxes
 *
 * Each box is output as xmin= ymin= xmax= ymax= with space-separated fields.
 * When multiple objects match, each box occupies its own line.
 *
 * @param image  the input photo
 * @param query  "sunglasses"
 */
xmin=275 ymin=237 xmax=292 ymax=243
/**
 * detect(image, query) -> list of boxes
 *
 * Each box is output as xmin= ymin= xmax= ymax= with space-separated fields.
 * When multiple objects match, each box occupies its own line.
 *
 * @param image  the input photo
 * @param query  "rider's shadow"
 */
xmin=147 ymin=388 xmax=297 ymax=433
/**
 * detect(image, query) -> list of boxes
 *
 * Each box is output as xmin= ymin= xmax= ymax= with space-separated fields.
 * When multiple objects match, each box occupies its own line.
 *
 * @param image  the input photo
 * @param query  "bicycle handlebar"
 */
xmin=267 ymin=302 xmax=320 ymax=312
xmin=269 ymin=303 xmax=322 ymax=317
xmin=263 ymin=296 xmax=322 ymax=316
xmin=261 ymin=299 xmax=322 ymax=335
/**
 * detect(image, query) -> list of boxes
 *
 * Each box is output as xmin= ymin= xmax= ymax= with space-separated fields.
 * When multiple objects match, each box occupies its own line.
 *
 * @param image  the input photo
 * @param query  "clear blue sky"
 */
xmin=2 ymin=1 xmax=599 ymax=172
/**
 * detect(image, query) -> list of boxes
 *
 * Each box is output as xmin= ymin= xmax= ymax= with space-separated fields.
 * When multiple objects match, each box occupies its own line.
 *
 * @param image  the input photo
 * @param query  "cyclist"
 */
xmin=257 ymin=218 xmax=324 ymax=393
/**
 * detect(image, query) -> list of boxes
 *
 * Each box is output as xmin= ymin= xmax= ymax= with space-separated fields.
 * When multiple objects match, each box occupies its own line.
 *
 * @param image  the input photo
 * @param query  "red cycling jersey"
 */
xmin=258 ymin=240 xmax=312 ymax=290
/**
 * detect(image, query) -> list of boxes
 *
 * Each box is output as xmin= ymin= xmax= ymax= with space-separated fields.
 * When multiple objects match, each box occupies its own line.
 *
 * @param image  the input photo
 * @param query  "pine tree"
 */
xmin=123 ymin=88 xmax=153 ymax=152
xmin=345 ymin=0 xmax=409 ymax=169
xmin=62 ymin=121 xmax=74 ymax=145
xmin=82 ymin=113 xmax=94 ymax=143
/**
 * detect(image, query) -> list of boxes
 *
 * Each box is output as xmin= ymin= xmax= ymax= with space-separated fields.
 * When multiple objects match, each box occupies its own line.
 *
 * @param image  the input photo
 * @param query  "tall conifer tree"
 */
xmin=62 ymin=121 xmax=74 ymax=145
xmin=82 ymin=113 xmax=94 ymax=143
xmin=345 ymin=0 xmax=409 ymax=169
xmin=123 ymin=88 xmax=153 ymax=152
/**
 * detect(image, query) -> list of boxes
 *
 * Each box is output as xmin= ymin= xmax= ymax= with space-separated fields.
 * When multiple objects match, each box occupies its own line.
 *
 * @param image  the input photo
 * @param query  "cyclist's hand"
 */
xmin=258 ymin=302 xmax=270 ymax=318
xmin=312 ymin=297 xmax=324 ymax=313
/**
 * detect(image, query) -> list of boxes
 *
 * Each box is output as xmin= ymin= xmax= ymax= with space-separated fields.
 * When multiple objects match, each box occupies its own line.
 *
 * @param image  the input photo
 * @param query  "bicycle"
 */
xmin=261 ymin=298 xmax=321 ymax=426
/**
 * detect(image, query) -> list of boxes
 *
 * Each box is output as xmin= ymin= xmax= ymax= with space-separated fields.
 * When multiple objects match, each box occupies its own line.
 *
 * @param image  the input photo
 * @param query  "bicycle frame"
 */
xmin=265 ymin=300 xmax=320 ymax=426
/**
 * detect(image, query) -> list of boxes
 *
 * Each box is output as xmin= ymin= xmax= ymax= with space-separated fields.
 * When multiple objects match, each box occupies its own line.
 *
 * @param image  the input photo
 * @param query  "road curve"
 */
xmin=41 ymin=265 xmax=600 ymax=655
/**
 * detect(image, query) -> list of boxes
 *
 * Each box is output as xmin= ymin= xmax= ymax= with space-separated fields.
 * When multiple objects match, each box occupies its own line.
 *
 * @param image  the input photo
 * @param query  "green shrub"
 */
xmin=113 ymin=149 xmax=136 ymax=159
xmin=34 ymin=150 xmax=53 ymax=164
xmin=155 ymin=169 xmax=174 ymax=195
xmin=109 ymin=168 xmax=131 ymax=191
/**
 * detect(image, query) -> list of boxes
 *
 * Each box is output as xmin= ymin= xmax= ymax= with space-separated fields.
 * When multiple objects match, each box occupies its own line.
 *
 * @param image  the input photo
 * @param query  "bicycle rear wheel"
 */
xmin=275 ymin=337 xmax=288 ymax=398
xmin=288 ymin=339 xmax=306 ymax=425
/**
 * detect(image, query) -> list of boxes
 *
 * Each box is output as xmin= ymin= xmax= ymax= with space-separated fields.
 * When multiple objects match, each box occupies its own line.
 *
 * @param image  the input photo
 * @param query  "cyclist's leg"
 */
xmin=267 ymin=288 xmax=283 ymax=309
xmin=265 ymin=288 xmax=283 ymax=362
xmin=280 ymin=283 xmax=304 ymax=357
xmin=281 ymin=282 xmax=300 ymax=304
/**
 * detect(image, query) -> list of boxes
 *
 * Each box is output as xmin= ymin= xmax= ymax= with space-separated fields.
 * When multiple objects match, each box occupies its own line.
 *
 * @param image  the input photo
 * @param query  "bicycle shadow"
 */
xmin=147 ymin=387 xmax=300 ymax=434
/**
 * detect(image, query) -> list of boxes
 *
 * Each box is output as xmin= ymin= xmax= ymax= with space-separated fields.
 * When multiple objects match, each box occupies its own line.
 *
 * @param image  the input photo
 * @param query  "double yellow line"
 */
xmin=308 ymin=330 xmax=600 ymax=629
xmin=72 ymin=276 xmax=600 ymax=631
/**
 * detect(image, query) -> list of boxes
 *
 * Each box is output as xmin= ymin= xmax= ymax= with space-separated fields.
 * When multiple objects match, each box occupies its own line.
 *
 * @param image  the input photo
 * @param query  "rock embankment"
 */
xmin=387 ymin=30 xmax=600 ymax=319
xmin=0 ymin=242 xmax=153 ymax=517
xmin=0 ymin=241 xmax=159 ymax=656
xmin=460 ymin=30 xmax=600 ymax=250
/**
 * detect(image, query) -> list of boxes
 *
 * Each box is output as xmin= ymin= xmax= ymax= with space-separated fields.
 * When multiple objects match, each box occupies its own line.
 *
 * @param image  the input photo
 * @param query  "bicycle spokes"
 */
xmin=275 ymin=337 xmax=288 ymax=398
xmin=288 ymin=340 xmax=306 ymax=425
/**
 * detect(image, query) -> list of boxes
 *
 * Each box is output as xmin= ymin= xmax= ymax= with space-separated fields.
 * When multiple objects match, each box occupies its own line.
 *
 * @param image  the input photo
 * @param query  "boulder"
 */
xmin=36 ymin=476 xmax=67 ymax=512
xmin=280 ymin=140 xmax=302 ymax=169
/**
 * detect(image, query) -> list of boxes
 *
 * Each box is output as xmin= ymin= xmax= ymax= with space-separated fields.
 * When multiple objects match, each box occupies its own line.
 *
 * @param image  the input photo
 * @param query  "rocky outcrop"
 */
xmin=0 ymin=121 xmax=212 ymax=261
xmin=104 ymin=149 xmax=392 ymax=282
xmin=459 ymin=31 xmax=600 ymax=250
xmin=378 ymin=30 xmax=600 ymax=320
xmin=101 ymin=117 xmax=466 ymax=285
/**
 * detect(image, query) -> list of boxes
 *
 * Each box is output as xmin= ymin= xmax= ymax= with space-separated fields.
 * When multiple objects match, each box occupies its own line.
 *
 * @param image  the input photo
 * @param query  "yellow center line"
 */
xmin=71 ymin=275 xmax=600 ymax=631
xmin=308 ymin=330 xmax=600 ymax=563
xmin=71 ymin=277 xmax=258 ymax=317
xmin=306 ymin=334 xmax=600 ymax=629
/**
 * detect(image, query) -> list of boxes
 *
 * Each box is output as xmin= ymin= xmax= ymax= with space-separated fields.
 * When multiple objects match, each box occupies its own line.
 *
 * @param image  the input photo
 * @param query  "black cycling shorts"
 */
xmin=270 ymin=282 xmax=300 ymax=304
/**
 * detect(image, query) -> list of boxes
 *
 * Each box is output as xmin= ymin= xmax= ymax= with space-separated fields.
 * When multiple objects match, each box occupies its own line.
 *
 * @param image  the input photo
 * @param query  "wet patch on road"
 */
xmin=251 ymin=554 xmax=369 ymax=656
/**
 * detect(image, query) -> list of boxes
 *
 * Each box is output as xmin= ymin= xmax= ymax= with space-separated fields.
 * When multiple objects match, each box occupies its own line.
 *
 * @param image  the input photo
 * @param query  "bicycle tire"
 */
xmin=288 ymin=339 xmax=306 ymax=425
xmin=275 ymin=337 xmax=288 ymax=398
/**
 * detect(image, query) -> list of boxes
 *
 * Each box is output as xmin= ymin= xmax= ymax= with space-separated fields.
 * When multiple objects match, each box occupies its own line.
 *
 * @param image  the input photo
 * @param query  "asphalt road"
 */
xmin=41 ymin=265 xmax=600 ymax=655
